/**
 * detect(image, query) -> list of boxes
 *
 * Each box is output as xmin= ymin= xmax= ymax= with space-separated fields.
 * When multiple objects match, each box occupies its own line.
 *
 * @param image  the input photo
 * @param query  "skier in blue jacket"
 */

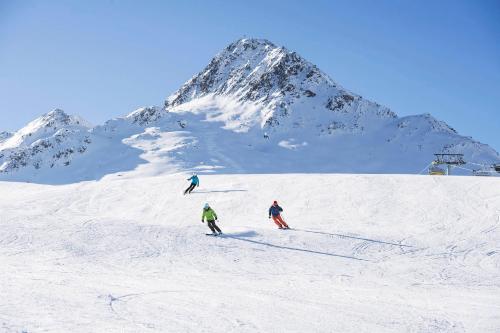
xmin=268 ymin=200 xmax=289 ymax=229
xmin=184 ymin=173 xmax=199 ymax=195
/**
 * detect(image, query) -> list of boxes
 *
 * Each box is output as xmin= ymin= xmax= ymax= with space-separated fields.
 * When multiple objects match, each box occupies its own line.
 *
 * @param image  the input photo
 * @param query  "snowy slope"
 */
xmin=0 ymin=38 xmax=498 ymax=183
xmin=1 ymin=173 xmax=499 ymax=332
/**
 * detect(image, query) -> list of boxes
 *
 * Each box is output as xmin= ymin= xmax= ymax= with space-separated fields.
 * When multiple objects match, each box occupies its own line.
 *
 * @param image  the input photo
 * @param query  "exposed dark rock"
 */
xmin=326 ymin=94 xmax=355 ymax=112
xmin=304 ymin=90 xmax=316 ymax=97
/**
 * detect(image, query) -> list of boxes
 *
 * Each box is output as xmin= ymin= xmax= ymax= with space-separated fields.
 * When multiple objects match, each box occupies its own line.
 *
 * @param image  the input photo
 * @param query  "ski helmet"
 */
xmin=204 ymin=203 xmax=209 ymax=209
xmin=273 ymin=200 xmax=278 ymax=205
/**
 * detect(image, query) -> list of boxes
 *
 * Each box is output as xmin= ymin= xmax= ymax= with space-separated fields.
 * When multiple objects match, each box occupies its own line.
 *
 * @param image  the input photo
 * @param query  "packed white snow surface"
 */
xmin=1 ymin=173 xmax=499 ymax=332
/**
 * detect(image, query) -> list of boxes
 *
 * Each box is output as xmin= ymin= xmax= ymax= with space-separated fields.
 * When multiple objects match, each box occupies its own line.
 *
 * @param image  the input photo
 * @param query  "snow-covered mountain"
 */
xmin=0 ymin=109 xmax=92 ymax=173
xmin=165 ymin=38 xmax=397 ymax=133
xmin=1 ymin=38 xmax=498 ymax=183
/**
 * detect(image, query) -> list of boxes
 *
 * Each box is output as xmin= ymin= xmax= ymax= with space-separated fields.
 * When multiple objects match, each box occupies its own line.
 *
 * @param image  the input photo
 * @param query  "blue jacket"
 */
xmin=269 ymin=205 xmax=283 ymax=217
xmin=188 ymin=175 xmax=199 ymax=185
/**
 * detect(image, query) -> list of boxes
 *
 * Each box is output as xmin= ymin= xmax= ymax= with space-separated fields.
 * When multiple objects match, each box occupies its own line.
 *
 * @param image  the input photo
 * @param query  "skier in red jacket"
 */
xmin=268 ymin=200 xmax=289 ymax=229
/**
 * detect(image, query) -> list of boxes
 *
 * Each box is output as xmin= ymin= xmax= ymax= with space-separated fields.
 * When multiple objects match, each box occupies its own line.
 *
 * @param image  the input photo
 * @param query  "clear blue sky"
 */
xmin=1 ymin=0 xmax=499 ymax=150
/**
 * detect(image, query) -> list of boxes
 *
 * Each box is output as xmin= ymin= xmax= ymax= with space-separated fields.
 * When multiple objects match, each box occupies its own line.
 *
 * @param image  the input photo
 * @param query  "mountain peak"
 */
xmin=126 ymin=106 xmax=166 ymax=125
xmin=39 ymin=108 xmax=91 ymax=128
xmin=225 ymin=38 xmax=277 ymax=53
xmin=164 ymin=38 xmax=396 ymax=134
xmin=47 ymin=108 xmax=67 ymax=116
xmin=0 ymin=109 xmax=91 ymax=151
xmin=0 ymin=109 xmax=93 ymax=175
xmin=165 ymin=37 xmax=336 ymax=111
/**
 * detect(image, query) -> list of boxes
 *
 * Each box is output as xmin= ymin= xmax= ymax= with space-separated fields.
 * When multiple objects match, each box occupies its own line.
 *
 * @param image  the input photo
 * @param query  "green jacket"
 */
xmin=202 ymin=208 xmax=217 ymax=222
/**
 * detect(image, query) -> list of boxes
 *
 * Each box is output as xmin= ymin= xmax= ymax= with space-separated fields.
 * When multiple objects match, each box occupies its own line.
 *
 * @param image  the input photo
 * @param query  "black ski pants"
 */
xmin=207 ymin=220 xmax=221 ymax=233
xmin=184 ymin=183 xmax=196 ymax=194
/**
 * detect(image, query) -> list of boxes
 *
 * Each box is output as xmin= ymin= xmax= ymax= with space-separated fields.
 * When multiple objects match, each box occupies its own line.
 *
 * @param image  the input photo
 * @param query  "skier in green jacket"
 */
xmin=201 ymin=203 xmax=223 ymax=235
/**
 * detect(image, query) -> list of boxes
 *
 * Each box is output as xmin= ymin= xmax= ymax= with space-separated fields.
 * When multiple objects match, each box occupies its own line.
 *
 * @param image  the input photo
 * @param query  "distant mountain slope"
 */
xmin=0 ymin=109 xmax=147 ymax=184
xmin=0 ymin=38 xmax=498 ymax=183
xmin=159 ymin=38 xmax=499 ymax=173
xmin=0 ymin=109 xmax=92 ymax=173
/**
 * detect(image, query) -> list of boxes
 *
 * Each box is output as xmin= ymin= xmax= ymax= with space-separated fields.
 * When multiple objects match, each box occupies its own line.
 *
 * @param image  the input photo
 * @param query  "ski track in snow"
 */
xmin=1 ymin=174 xmax=500 ymax=332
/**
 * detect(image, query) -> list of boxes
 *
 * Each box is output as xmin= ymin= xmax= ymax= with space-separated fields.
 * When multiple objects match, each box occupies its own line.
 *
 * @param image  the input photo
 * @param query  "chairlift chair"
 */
xmin=428 ymin=165 xmax=446 ymax=175
xmin=473 ymin=169 xmax=492 ymax=177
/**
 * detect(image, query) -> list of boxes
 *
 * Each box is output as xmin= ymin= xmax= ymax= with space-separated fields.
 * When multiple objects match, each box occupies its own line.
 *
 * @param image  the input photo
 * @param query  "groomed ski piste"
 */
xmin=1 ymin=173 xmax=500 ymax=332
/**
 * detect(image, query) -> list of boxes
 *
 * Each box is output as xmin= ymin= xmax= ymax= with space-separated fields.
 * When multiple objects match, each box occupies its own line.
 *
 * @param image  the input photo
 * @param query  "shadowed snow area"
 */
xmin=1 ymin=174 xmax=499 ymax=332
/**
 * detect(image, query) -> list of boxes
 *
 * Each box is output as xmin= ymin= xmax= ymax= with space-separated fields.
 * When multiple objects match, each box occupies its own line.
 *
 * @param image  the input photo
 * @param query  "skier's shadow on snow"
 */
xmin=191 ymin=190 xmax=248 ymax=194
xmin=225 ymin=233 xmax=370 ymax=262
xmin=224 ymin=231 xmax=258 ymax=237
xmin=293 ymin=229 xmax=414 ymax=248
